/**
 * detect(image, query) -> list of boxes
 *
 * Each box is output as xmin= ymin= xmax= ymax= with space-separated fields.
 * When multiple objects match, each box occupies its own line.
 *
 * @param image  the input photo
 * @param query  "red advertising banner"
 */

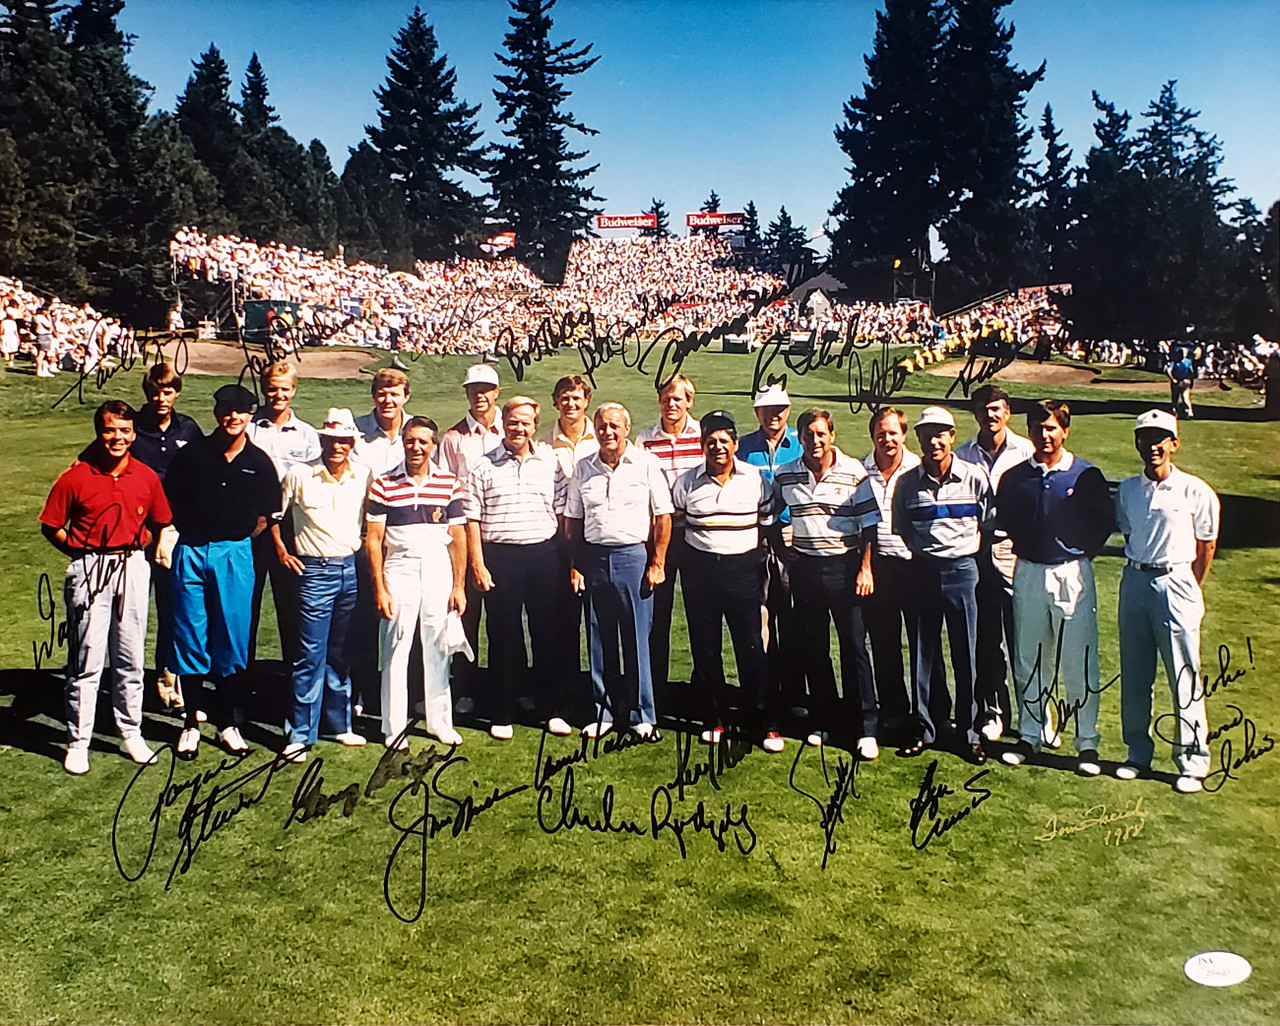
xmin=686 ymin=211 xmax=745 ymax=228
xmin=597 ymin=213 xmax=658 ymax=230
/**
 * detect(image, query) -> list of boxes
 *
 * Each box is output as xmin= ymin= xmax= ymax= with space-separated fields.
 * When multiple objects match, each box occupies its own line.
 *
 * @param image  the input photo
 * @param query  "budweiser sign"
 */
xmin=597 ymin=213 xmax=658 ymax=230
xmin=686 ymin=211 xmax=745 ymax=228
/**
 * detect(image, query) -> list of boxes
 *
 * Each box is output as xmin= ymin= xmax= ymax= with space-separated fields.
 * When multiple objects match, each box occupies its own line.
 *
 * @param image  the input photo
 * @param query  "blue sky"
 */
xmin=118 ymin=0 xmax=1280 ymax=243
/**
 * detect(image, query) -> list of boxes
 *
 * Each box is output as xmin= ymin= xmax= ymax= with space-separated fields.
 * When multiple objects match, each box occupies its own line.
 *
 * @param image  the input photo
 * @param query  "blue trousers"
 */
xmin=911 ymin=555 xmax=980 ymax=745
xmin=171 ymin=539 xmax=254 ymax=679
xmin=287 ymin=555 xmax=358 ymax=745
xmin=581 ymin=543 xmax=655 ymax=727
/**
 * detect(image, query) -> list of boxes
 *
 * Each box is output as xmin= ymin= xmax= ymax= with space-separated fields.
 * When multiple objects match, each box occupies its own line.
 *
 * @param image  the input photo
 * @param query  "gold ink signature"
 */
xmin=1034 ymin=797 xmax=1150 ymax=846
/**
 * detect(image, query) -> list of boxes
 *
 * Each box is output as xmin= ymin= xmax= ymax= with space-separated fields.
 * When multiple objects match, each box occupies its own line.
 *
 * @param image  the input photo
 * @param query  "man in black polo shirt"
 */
xmin=165 ymin=384 xmax=280 ymax=759
xmin=131 ymin=362 xmax=202 ymax=712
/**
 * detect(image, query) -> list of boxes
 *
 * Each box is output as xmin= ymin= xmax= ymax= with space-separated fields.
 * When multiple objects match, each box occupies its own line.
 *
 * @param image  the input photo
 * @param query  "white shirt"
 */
xmin=955 ymin=429 xmax=1035 ymax=488
xmin=862 ymin=448 xmax=922 ymax=561
xmin=565 ymin=443 xmax=674 ymax=547
xmin=670 ymin=460 xmax=771 ymax=555
xmin=1115 ymin=466 xmax=1219 ymax=566
xmin=353 ymin=409 xmax=409 ymax=476
xmin=247 ymin=409 xmax=321 ymax=479
xmin=281 ymin=460 xmax=372 ymax=558
xmin=543 ymin=420 xmax=599 ymax=478
xmin=437 ymin=412 xmax=502 ymax=480
xmin=464 ymin=442 xmax=565 ymax=545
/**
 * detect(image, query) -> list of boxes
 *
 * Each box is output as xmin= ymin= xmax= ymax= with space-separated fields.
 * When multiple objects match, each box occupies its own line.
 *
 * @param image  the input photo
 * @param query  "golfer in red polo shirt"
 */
xmin=40 ymin=400 xmax=172 ymax=775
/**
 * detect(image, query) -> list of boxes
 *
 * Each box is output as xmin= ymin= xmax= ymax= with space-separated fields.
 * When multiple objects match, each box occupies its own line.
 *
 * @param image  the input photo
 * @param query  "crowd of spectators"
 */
xmin=1 ymin=276 xmax=133 ymax=377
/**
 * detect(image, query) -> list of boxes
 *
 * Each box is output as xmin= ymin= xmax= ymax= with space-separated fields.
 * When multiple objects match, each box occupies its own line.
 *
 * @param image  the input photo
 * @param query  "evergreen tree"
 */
xmin=366 ymin=7 xmax=486 ymax=260
xmin=641 ymin=197 xmax=671 ymax=239
xmin=175 ymin=44 xmax=241 ymax=190
xmin=828 ymin=0 xmax=948 ymax=295
xmin=240 ymin=51 xmax=277 ymax=134
xmin=486 ymin=0 xmax=602 ymax=279
xmin=737 ymin=199 xmax=762 ymax=250
xmin=696 ymin=188 xmax=720 ymax=236
xmin=1030 ymin=103 xmax=1073 ymax=275
xmin=935 ymin=0 xmax=1045 ymax=302
xmin=765 ymin=206 xmax=807 ymax=256
xmin=337 ymin=141 xmax=414 ymax=269
xmin=1263 ymin=200 xmax=1280 ymax=335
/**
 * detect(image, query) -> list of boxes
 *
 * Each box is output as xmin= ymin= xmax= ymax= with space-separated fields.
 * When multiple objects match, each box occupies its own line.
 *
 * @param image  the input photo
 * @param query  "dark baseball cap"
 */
xmin=213 ymin=384 xmax=257 ymax=412
xmin=700 ymin=410 xmax=737 ymax=439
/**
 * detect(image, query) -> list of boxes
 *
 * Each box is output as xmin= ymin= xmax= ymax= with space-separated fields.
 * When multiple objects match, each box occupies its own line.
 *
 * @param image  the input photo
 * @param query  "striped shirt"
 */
xmin=892 ymin=457 xmax=994 ymax=559
xmin=564 ymin=443 xmax=674 ymax=547
xmin=772 ymin=448 xmax=882 ymax=557
xmin=862 ymin=448 xmax=922 ymax=561
xmin=464 ymin=442 xmax=566 ymax=545
xmin=670 ymin=460 xmax=772 ymax=555
xmin=637 ymin=419 xmax=704 ymax=488
xmin=437 ymin=413 xmax=502 ymax=480
xmin=366 ymin=464 xmax=465 ymax=559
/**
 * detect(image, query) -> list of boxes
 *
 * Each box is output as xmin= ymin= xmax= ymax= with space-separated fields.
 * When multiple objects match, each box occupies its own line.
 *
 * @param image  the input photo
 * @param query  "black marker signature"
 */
xmin=383 ymin=752 xmax=529 ymax=924
xmin=284 ymin=758 xmax=360 ymax=826
xmin=531 ymin=724 xmax=662 ymax=790
xmin=1016 ymin=633 xmax=1118 ymax=741
xmin=1180 ymin=642 xmax=1250 ymax=708
xmin=908 ymin=759 xmax=993 ymax=851
xmin=943 ymin=330 xmax=1035 ymax=400
xmin=1201 ymin=715 xmax=1275 ymax=793
xmin=750 ymin=331 xmax=910 ymax=415
xmin=788 ymin=744 xmax=860 ymax=869
xmin=51 ymin=325 xmax=191 ymax=409
xmin=667 ymin=730 xmax=752 ymax=801
xmin=32 ymin=572 xmax=73 ymax=671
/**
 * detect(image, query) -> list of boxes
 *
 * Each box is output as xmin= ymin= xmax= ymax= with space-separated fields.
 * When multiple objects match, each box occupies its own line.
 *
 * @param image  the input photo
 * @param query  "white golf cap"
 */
xmin=1134 ymin=409 xmax=1178 ymax=438
xmin=318 ymin=407 xmax=358 ymax=438
xmin=753 ymin=383 xmax=791 ymax=408
xmin=915 ymin=406 xmax=956 ymax=431
xmin=462 ymin=363 xmax=500 ymax=388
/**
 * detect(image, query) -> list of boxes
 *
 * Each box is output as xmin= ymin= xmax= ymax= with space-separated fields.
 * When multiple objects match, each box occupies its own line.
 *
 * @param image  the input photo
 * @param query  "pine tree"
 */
xmin=641 ymin=197 xmax=671 ymax=238
xmin=828 ymin=0 xmax=949 ymax=295
xmin=367 ymin=6 xmax=486 ymax=260
xmin=1031 ymin=103 xmax=1073 ymax=275
xmin=935 ymin=0 xmax=1045 ymax=302
xmin=337 ymin=141 xmax=414 ymax=269
xmin=240 ymin=52 xmax=277 ymax=134
xmin=696 ymin=189 xmax=721 ymax=236
xmin=766 ymin=206 xmax=807 ymax=256
xmin=486 ymin=0 xmax=602 ymax=279
xmin=737 ymin=200 xmax=762 ymax=250
xmin=175 ymin=44 xmax=241 ymax=190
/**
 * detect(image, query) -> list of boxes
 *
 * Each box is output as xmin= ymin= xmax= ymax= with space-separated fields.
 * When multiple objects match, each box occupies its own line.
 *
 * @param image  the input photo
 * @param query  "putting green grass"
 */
xmin=1 ymin=347 xmax=1276 ymax=1025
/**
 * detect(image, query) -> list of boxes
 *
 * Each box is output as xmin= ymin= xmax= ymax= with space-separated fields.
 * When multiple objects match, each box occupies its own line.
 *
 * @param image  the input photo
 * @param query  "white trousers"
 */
xmin=380 ymin=548 xmax=454 ymax=743
xmin=64 ymin=550 xmax=149 ymax=749
xmin=1012 ymin=557 xmax=1101 ymax=753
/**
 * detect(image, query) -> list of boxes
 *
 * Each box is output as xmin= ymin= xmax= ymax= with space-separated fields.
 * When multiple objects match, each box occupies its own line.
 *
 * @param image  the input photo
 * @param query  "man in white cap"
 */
xmin=892 ymin=406 xmax=994 ymax=764
xmin=437 ymin=363 xmax=502 ymax=715
xmin=1113 ymin=409 xmax=1219 ymax=793
xmin=738 ymin=381 xmax=806 ymax=717
xmin=276 ymin=408 xmax=373 ymax=762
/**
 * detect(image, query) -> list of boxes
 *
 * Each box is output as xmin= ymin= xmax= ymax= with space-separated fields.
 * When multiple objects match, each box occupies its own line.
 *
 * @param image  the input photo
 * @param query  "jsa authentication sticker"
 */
xmin=1184 ymin=951 xmax=1252 ymax=987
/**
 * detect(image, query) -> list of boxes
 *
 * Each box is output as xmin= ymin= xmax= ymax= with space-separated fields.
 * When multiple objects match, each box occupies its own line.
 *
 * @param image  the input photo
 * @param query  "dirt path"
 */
xmin=180 ymin=341 xmax=379 ymax=378
xmin=926 ymin=359 xmax=1165 ymax=391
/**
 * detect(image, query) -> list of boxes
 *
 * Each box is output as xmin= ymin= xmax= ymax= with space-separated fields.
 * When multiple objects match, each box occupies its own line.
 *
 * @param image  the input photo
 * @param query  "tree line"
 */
xmin=1 ymin=0 xmax=1276 ymax=339
xmin=827 ymin=0 xmax=1278 ymax=339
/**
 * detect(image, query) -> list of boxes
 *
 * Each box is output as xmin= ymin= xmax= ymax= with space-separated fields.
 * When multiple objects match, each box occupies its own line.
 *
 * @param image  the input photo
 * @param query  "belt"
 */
xmin=69 ymin=547 xmax=138 ymax=558
xmin=1126 ymin=559 xmax=1182 ymax=575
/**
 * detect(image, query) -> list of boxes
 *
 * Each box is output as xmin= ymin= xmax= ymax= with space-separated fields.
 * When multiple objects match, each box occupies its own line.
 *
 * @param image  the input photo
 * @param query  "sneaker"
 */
xmin=64 ymin=747 xmax=90 ymax=775
xmin=384 ymin=734 xmax=409 ymax=751
xmin=806 ymin=731 xmax=828 ymax=747
xmin=762 ymin=731 xmax=785 ymax=753
xmin=546 ymin=717 xmax=572 ymax=737
xmin=1001 ymin=739 xmax=1034 ymax=766
xmin=1114 ymin=762 xmax=1145 ymax=781
xmin=632 ymin=722 xmax=656 ymax=740
xmin=857 ymin=736 xmax=880 ymax=761
xmin=455 ymin=696 xmax=475 ymax=715
xmin=980 ymin=716 xmax=1004 ymax=742
xmin=1076 ymin=749 xmax=1102 ymax=776
xmin=1174 ymin=774 xmax=1204 ymax=794
xmin=434 ymin=727 xmax=464 ymax=747
xmin=700 ymin=726 xmax=725 ymax=745
xmin=582 ymin=718 xmax=613 ymax=739
xmin=121 ymin=734 xmax=157 ymax=764
xmin=217 ymin=726 xmax=248 ymax=755
xmin=1042 ymin=721 xmax=1063 ymax=749
xmin=177 ymin=727 xmax=200 ymax=760
xmin=282 ymin=742 xmax=307 ymax=764
xmin=489 ymin=724 xmax=514 ymax=740
xmin=332 ymin=731 xmax=367 ymax=747
xmin=195 ymin=709 xmax=207 ymax=724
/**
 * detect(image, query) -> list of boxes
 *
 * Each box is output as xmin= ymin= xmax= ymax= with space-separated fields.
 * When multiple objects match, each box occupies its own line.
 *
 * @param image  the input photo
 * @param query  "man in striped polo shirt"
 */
xmin=770 ymin=408 xmax=882 ymax=758
xmin=638 ymin=373 xmax=704 ymax=703
xmin=997 ymin=400 xmax=1114 ymax=775
xmin=892 ymin=406 xmax=995 ymax=764
xmin=464 ymin=396 xmax=569 ymax=738
xmin=670 ymin=411 xmax=780 ymax=752
xmin=365 ymin=417 xmax=467 ymax=749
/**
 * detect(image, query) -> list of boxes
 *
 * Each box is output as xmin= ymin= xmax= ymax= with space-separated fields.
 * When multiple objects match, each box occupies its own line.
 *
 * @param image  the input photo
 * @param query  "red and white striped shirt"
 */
xmin=366 ymin=464 xmax=465 ymax=558
xmin=637 ymin=418 xmax=704 ymax=488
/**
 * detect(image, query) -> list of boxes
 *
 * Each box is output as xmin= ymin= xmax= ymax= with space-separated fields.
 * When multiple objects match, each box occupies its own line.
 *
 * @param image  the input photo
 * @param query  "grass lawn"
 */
xmin=0 ymin=345 xmax=1277 ymax=1025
